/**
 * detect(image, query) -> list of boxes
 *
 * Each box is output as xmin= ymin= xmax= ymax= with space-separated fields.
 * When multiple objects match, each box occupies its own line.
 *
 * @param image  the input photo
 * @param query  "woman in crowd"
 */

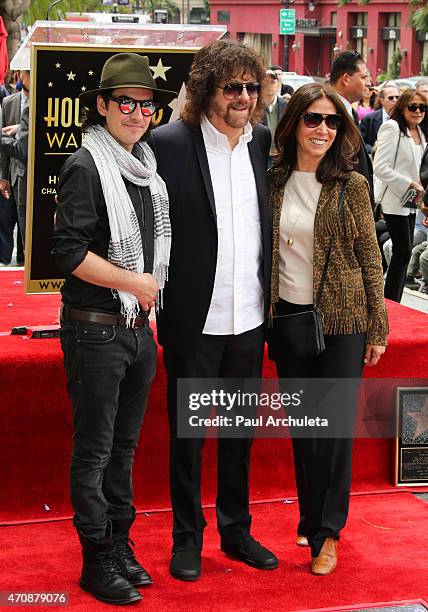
xmin=268 ymin=83 xmax=388 ymax=576
xmin=374 ymin=88 xmax=428 ymax=302
xmin=355 ymin=82 xmax=376 ymax=122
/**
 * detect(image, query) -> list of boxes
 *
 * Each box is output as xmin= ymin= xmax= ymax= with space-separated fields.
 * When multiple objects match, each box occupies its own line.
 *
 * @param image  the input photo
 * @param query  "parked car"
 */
xmin=378 ymin=77 xmax=418 ymax=89
xmin=280 ymin=72 xmax=315 ymax=91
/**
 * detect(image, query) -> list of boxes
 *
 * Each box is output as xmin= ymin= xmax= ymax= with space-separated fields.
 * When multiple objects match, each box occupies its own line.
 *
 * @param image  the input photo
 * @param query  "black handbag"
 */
xmin=272 ymin=182 xmax=347 ymax=358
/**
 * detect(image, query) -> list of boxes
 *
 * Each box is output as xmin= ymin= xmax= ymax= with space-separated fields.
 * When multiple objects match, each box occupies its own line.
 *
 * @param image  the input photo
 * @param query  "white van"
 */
xmin=280 ymin=72 xmax=314 ymax=91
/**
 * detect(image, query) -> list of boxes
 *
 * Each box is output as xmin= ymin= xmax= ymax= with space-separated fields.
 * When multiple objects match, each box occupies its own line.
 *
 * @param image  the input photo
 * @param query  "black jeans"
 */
xmin=164 ymin=325 xmax=265 ymax=551
xmin=383 ymin=213 xmax=416 ymax=302
xmin=60 ymin=318 xmax=157 ymax=542
xmin=272 ymin=299 xmax=365 ymax=557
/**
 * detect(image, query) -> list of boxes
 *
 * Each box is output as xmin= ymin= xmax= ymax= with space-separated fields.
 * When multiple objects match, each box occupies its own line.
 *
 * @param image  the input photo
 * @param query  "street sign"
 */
xmin=280 ymin=8 xmax=296 ymax=35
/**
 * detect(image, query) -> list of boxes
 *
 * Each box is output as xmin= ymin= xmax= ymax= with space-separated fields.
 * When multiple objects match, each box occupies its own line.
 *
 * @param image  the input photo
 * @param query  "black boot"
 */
xmin=111 ymin=516 xmax=153 ymax=586
xmin=77 ymin=529 xmax=142 ymax=605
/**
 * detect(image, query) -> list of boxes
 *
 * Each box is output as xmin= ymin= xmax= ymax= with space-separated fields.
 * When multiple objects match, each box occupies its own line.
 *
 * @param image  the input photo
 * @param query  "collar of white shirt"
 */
xmin=338 ymin=94 xmax=353 ymax=117
xmin=267 ymin=96 xmax=278 ymax=113
xmin=382 ymin=108 xmax=389 ymax=123
xmin=201 ymin=114 xmax=253 ymax=150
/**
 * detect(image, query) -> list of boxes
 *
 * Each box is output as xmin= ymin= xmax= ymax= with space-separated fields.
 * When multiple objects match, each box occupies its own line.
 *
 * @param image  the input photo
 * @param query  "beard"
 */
xmin=210 ymin=98 xmax=255 ymax=129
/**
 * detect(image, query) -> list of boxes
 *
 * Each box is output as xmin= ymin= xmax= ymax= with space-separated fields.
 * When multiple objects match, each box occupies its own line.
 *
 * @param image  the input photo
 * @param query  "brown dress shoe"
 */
xmin=311 ymin=537 xmax=338 ymax=576
xmin=296 ymin=535 xmax=309 ymax=547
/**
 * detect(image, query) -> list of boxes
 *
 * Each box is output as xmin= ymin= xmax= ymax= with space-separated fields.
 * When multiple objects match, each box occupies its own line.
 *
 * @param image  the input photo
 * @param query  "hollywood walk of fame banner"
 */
xmin=25 ymin=45 xmax=193 ymax=293
xmin=395 ymin=387 xmax=428 ymax=486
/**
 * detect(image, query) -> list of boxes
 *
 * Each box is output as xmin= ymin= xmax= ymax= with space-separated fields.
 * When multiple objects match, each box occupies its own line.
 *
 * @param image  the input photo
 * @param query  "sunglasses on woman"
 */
xmin=108 ymin=95 xmax=160 ymax=116
xmin=216 ymin=82 xmax=261 ymax=100
xmin=300 ymin=112 xmax=342 ymax=130
xmin=407 ymin=103 xmax=427 ymax=113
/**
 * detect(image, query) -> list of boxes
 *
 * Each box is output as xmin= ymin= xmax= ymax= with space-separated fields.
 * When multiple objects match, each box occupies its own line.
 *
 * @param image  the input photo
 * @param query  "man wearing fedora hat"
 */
xmin=53 ymin=53 xmax=176 ymax=604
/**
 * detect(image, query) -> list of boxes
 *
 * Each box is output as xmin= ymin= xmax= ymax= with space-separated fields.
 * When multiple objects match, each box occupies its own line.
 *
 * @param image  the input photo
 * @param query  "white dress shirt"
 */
xmin=201 ymin=116 xmax=264 ymax=335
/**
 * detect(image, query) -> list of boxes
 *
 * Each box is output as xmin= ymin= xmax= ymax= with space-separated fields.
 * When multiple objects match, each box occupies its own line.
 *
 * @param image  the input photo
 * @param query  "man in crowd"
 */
xmin=261 ymin=69 xmax=287 ymax=167
xmin=329 ymin=52 xmax=374 ymax=205
xmin=0 ymin=104 xmax=29 ymax=241
xmin=52 ymin=52 xmax=176 ymax=604
xmin=149 ymin=40 xmax=278 ymax=581
xmin=415 ymin=78 xmax=428 ymax=101
xmin=0 ymin=69 xmax=29 ymax=265
xmin=361 ymin=81 xmax=400 ymax=155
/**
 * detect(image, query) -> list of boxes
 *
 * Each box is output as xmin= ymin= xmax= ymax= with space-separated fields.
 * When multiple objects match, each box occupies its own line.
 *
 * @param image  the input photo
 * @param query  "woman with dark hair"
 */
xmin=355 ymin=83 xmax=376 ymax=122
xmin=268 ymin=83 xmax=388 ymax=575
xmin=374 ymin=88 xmax=428 ymax=302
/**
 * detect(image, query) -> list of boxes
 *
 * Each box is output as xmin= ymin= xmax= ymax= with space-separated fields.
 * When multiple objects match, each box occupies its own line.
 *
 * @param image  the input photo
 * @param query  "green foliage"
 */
xmin=421 ymin=58 xmax=428 ymax=76
xmin=203 ymin=0 xmax=210 ymax=20
xmin=412 ymin=6 xmax=428 ymax=33
xmin=377 ymin=72 xmax=389 ymax=84
xmin=23 ymin=0 xmax=109 ymax=26
xmin=144 ymin=0 xmax=179 ymax=18
xmin=378 ymin=47 xmax=403 ymax=82
xmin=337 ymin=0 xmax=351 ymax=6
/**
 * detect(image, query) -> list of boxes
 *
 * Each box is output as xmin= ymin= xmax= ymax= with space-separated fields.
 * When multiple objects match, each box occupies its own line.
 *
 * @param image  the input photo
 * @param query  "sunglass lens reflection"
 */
xmin=223 ymin=83 xmax=260 ymax=99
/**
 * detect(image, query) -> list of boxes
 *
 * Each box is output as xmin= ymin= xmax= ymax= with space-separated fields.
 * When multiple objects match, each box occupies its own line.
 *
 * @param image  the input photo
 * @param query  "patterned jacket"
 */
xmin=269 ymin=169 xmax=388 ymax=346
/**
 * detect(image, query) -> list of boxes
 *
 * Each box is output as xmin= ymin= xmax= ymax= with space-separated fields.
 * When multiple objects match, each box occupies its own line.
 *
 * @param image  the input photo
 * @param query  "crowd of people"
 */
xmin=2 ymin=42 xmax=427 ymax=605
xmin=0 ymin=69 xmax=30 ymax=267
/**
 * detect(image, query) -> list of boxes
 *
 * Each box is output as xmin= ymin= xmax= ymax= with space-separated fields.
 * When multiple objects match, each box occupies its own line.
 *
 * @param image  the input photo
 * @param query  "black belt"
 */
xmin=60 ymin=304 xmax=148 ymax=329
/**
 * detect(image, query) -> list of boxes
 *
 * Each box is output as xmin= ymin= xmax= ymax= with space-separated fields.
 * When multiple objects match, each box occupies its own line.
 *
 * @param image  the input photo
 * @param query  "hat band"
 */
xmin=100 ymin=71 xmax=155 ymax=90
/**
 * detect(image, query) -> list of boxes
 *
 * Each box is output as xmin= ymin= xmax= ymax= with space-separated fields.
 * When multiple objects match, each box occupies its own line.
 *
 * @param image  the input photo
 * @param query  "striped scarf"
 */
xmin=82 ymin=124 xmax=171 ymax=324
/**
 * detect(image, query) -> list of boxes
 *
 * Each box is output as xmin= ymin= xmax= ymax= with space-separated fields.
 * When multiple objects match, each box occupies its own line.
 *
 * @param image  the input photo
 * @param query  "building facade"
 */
xmin=210 ymin=0 xmax=428 ymax=80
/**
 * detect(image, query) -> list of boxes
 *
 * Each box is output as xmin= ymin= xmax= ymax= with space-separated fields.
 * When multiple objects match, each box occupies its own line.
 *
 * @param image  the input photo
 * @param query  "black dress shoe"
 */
xmin=221 ymin=536 xmax=279 ymax=570
xmin=170 ymin=550 xmax=201 ymax=581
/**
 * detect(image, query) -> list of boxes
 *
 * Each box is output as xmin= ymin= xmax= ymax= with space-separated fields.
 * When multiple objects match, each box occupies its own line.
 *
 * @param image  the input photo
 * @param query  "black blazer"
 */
xmin=360 ymin=108 xmax=383 ymax=155
xmin=149 ymin=120 xmax=272 ymax=354
xmin=352 ymin=108 xmax=374 ymax=207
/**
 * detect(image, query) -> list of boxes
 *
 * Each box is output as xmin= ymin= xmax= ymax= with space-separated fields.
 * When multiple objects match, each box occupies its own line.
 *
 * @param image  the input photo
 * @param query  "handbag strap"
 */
xmin=313 ymin=181 xmax=346 ymax=310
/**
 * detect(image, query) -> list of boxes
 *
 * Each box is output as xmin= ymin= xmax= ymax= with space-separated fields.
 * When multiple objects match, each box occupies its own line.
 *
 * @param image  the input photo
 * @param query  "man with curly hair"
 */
xmin=149 ymin=39 xmax=277 ymax=581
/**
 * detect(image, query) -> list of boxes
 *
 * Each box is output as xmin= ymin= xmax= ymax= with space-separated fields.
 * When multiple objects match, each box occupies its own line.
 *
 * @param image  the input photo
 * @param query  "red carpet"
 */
xmin=0 ymin=493 xmax=427 ymax=611
xmin=0 ymin=270 xmax=427 ymax=524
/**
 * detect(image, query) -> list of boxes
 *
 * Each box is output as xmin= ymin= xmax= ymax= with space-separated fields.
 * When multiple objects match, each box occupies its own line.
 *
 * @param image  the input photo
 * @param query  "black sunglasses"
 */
xmin=300 ymin=112 xmax=342 ymax=130
xmin=107 ymin=95 xmax=160 ymax=116
xmin=407 ymin=103 xmax=427 ymax=113
xmin=216 ymin=82 xmax=261 ymax=100
xmin=387 ymin=95 xmax=399 ymax=101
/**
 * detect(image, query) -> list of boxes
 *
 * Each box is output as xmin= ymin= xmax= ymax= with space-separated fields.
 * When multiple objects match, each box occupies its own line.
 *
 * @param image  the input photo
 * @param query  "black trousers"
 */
xmin=272 ymin=300 xmax=365 ymax=557
xmin=0 ymin=189 xmax=24 ymax=264
xmin=383 ymin=212 xmax=416 ymax=302
xmin=60 ymin=319 xmax=157 ymax=542
xmin=163 ymin=325 xmax=265 ymax=551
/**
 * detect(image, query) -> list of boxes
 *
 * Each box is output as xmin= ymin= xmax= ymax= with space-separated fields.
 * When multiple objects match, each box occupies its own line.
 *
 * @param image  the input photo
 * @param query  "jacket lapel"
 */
xmin=191 ymin=125 xmax=216 ymax=217
xmin=248 ymin=134 xmax=268 ymax=233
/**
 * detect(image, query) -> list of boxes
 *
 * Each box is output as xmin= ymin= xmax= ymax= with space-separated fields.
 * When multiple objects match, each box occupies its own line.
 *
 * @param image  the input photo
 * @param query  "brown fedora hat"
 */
xmin=79 ymin=52 xmax=177 ymax=107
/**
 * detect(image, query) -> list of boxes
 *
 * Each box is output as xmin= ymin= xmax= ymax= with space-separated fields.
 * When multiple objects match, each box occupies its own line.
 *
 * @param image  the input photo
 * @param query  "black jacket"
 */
xmin=149 ymin=120 xmax=272 ymax=354
xmin=352 ymin=108 xmax=374 ymax=207
xmin=360 ymin=108 xmax=383 ymax=155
